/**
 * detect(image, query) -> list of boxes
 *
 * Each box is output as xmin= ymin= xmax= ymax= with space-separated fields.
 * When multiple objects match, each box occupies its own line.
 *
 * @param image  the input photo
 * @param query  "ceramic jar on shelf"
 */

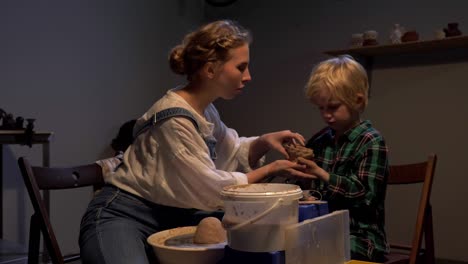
xmin=444 ymin=22 xmax=462 ymax=37
xmin=390 ymin=24 xmax=405 ymax=44
xmin=363 ymin=30 xmax=378 ymax=46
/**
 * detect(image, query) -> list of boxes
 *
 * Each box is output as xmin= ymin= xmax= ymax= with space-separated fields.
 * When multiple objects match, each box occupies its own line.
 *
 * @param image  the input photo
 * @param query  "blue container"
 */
xmin=219 ymin=246 xmax=285 ymax=264
xmin=298 ymin=201 xmax=329 ymax=222
xmin=298 ymin=203 xmax=319 ymax=222
xmin=317 ymin=201 xmax=329 ymax=216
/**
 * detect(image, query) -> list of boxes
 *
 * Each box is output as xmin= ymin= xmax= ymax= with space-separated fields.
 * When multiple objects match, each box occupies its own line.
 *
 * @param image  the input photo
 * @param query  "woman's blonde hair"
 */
xmin=169 ymin=20 xmax=251 ymax=78
xmin=305 ymin=55 xmax=369 ymax=111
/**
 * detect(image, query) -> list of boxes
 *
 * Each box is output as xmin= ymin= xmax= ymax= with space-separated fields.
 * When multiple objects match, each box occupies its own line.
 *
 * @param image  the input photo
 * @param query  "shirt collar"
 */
xmin=166 ymin=89 xmax=215 ymax=136
xmin=323 ymin=120 xmax=372 ymax=143
xmin=343 ymin=120 xmax=372 ymax=142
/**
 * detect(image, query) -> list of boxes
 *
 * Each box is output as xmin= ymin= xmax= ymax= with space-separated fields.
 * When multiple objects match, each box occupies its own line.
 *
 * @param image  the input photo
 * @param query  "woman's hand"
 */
xmin=246 ymin=159 xmax=316 ymax=183
xmin=250 ymin=130 xmax=305 ymax=161
xmin=261 ymin=130 xmax=305 ymax=158
xmin=297 ymin=157 xmax=330 ymax=182
xmin=267 ymin=160 xmax=317 ymax=179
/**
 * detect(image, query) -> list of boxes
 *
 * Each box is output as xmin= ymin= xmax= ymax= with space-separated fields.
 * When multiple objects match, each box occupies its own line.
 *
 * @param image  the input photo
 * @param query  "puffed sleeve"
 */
xmin=206 ymin=104 xmax=265 ymax=172
xmin=154 ymin=117 xmax=249 ymax=211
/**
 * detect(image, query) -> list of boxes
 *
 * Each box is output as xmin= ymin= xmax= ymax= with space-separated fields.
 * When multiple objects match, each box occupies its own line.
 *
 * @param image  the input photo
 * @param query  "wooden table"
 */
xmin=0 ymin=130 xmax=53 ymax=238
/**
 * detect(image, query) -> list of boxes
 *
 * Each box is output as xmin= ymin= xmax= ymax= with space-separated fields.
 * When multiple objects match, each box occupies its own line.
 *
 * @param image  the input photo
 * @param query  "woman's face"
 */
xmin=213 ymin=43 xmax=252 ymax=100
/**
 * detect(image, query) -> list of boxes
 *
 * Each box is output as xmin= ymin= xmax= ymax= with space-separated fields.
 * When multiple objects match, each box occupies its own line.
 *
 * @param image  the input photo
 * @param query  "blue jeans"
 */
xmin=79 ymin=185 xmax=200 ymax=264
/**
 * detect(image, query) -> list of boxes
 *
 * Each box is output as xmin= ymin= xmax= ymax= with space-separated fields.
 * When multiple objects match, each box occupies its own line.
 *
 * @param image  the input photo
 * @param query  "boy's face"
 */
xmin=312 ymin=90 xmax=361 ymax=135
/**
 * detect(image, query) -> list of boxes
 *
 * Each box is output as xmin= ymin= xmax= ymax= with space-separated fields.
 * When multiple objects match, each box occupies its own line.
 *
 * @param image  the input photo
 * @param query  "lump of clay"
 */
xmin=283 ymin=142 xmax=314 ymax=162
xmin=193 ymin=217 xmax=227 ymax=244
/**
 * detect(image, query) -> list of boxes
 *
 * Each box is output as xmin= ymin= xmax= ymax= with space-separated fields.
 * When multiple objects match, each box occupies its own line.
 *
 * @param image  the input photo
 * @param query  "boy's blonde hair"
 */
xmin=305 ymin=55 xmax=369 ymax=112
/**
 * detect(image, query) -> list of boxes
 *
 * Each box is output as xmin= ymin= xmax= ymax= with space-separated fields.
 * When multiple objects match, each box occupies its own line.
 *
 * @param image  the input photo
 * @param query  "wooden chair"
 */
xmin=385 ymin=154 xmax=437 ymax=264
xmin=18 ymin=157 xmax=104 ymax=264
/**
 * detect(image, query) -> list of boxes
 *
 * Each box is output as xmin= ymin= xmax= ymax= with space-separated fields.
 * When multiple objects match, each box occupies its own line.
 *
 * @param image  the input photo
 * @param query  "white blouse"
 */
xmin=108 ymin=88 xmax=262 ymax=211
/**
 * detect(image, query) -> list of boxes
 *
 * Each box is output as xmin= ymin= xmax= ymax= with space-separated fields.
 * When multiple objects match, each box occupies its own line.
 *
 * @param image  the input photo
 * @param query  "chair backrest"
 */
xmin=387 ymin=154 xmax=437 ymax=264
xmin=18 ymin=156 xmax=104 ymax=264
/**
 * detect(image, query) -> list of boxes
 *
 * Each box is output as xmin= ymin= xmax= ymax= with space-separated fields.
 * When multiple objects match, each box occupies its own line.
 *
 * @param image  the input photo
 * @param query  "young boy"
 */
xmin=297 ymin=55 xmax=389 ymax=262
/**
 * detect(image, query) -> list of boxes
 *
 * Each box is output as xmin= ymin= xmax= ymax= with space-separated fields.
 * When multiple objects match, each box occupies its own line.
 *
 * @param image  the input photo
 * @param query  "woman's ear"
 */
xmin=203 ymin=62 xmax=219 ymax=79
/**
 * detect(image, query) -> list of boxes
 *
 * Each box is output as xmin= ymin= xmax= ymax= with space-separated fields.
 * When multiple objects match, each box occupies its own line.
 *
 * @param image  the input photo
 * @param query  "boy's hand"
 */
xmin=297 ymin=157 xmax=330 ymax=182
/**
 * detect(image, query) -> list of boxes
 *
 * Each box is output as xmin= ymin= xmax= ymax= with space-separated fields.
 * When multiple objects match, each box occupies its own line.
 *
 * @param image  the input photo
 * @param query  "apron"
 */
xmin=133 ymin=107 xmax=217 ymax=161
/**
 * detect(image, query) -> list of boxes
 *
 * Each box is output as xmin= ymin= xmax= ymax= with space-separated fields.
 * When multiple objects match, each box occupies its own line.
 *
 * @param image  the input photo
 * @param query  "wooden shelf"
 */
xmin=324 ymin=35 xmax=468 ymax=57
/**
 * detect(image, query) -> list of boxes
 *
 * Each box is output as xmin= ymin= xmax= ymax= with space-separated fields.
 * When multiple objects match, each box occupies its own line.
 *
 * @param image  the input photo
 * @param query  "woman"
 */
xmin=79 ymin=20 xmax=313 ymax=264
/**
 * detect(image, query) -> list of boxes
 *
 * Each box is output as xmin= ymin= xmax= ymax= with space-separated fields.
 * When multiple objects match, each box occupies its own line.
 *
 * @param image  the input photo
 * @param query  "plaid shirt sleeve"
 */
xmin=326 ymin=136 xmax=388 ymax=209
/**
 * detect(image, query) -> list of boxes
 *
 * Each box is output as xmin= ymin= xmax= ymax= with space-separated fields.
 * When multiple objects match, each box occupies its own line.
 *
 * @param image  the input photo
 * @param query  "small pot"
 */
xmin=401 ymin=31 xmax=419 ymax=42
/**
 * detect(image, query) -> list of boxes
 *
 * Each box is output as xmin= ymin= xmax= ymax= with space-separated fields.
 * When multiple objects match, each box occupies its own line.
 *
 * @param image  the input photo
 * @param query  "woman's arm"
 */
xmin=246 ymin=159 xmax=315 ymax=183
xmin=156 ymin=118 xmax=315 ymax=210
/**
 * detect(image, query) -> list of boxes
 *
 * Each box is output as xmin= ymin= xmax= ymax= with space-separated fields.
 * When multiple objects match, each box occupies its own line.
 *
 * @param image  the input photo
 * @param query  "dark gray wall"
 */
xmin=1 ymin=0 xmax=204 ymax=255
xmin=1 ymin=0 xmax=467 ymax=262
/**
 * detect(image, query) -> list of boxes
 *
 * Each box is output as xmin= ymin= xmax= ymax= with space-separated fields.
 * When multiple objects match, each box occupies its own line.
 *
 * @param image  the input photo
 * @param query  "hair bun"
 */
xmin=169 ymin=45 xmax=185 ymax=75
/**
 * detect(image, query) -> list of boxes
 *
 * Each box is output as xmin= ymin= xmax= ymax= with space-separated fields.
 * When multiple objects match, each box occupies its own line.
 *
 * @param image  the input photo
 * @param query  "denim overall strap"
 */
xmin=133 ymin=107 xmax=217 ymax=160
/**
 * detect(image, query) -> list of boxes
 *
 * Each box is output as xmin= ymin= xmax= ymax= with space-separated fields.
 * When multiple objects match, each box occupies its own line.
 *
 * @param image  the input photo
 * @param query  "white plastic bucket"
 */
xmin=220 ymin=183 xmax=302 ymax=252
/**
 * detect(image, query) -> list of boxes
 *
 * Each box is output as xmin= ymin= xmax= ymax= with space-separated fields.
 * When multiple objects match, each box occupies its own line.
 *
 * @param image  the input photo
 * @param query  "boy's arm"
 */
xmin=299 ymin=138 xmax=388 ymax=206
xmin=326 ymin=139 xmax=388 ymax=207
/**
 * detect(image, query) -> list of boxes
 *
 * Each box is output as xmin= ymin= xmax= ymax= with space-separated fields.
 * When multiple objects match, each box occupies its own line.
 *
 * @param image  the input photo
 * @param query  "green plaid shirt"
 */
xmin=305 ymin=120 xmax=389 ymax=261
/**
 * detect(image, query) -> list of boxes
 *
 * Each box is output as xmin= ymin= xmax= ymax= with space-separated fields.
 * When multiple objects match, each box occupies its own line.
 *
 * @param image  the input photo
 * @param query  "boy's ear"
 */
xmin=355 ymin=93 xmax=365 ymax=111
xmin=355 ymin=93 xmax=364 ymax=103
